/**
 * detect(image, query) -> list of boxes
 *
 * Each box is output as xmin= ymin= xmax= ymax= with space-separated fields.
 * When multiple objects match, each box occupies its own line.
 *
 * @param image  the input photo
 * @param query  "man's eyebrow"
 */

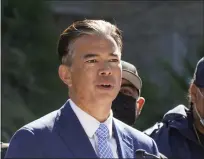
xmin=110 ymin=52 xmax=119 ymax=57
xmin=83 ymin=54 xmax=99 ymax=59
xmin=83 ymin=52 xmax=119 ymax=59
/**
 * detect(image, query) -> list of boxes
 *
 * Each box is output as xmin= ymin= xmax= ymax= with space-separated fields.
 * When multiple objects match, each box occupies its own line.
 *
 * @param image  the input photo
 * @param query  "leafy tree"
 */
xmin=135 ymin=41 xmax=203 ymax=130
xmin=2 ymin=0 xmax=66 ymax=142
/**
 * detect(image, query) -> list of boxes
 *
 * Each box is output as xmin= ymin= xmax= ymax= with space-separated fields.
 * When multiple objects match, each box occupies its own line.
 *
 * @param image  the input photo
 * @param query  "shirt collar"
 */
xmin=69 ymin=99 xmax=113 ymax=139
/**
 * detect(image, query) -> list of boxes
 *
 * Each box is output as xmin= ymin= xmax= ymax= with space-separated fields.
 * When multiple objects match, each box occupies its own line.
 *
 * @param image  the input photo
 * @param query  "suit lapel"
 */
xmin=113 ymin=119 xmax=134 ymax=158
xmin=55 ymin=101 xmax=98 ymax=158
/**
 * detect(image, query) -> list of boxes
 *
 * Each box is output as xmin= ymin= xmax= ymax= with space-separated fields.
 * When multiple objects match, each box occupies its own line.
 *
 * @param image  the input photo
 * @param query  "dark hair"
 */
xmin=57 ymin=19 xmax=123 ymax=66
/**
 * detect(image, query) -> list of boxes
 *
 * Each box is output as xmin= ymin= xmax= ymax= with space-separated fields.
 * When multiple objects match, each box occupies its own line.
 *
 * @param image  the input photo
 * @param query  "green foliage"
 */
xmin=135 ymin=41 xmax=204 ymax=130
xmin=135 ymin=77 xmax=164 ymax=130
xmin=2 ymin=0 xmax=67 ymax=142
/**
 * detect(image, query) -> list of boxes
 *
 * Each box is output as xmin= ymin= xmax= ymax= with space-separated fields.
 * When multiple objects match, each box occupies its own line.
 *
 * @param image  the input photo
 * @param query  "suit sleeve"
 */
xmin=5 ymin=127 xmax=42 ymax=158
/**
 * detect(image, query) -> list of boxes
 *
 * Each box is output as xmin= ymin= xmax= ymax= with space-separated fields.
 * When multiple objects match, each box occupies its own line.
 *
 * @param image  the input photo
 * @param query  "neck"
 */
xmin=82 ymin=105 xmax=111 ymax=122
xmin=194 ymin=120 xmax=204 ymax=134
xmin=193 ymin=110 xmax=204 ymax=134
xmin=70 ymin=96 xmax=112 ymax=122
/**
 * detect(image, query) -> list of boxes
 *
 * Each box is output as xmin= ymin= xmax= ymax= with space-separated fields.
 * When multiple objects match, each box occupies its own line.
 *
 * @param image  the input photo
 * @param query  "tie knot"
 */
xmin=95 ymin=124 xmax=109 ymax=139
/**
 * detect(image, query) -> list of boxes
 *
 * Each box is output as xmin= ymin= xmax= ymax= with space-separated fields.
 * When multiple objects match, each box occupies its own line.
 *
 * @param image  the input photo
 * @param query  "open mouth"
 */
xmin=97 ymin=83 xmax=114 ymax=90
xmin=101 ymin=84 xmax=112 ymax=88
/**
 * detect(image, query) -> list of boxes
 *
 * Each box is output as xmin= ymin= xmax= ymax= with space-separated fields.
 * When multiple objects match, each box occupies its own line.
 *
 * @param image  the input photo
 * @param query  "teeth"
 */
xmin=101 ymin=84 xmax=110 ymax=87
xmin=104 ymin=85 xmax=110 ymax=87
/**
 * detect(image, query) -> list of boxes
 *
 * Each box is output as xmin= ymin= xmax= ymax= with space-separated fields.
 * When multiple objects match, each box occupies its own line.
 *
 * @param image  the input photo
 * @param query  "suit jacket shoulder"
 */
xmin=6 ymin=101 xmax=98 ymax=158
xmin=5 ymin=109 xmax=61 ymax=158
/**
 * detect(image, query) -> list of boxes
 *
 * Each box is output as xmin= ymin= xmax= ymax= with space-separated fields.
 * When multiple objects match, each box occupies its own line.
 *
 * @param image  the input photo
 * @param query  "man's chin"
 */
xmin=94 ymin=93 xmax=117 ymax=103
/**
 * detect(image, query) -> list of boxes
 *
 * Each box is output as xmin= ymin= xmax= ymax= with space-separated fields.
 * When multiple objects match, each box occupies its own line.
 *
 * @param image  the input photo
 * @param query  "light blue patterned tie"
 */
xmin=95 ymin=123 xmax=114 ymax=158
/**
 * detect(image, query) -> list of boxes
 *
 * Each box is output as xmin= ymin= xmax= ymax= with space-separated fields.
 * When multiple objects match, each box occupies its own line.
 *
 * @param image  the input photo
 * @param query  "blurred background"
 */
xmin=1 ymin=0 xmax=204 ymax=142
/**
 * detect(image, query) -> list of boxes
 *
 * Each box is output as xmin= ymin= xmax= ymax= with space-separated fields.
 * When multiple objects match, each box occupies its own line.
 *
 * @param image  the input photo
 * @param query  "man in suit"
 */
xmin=5 ymin=19 xmax=160 ymax=158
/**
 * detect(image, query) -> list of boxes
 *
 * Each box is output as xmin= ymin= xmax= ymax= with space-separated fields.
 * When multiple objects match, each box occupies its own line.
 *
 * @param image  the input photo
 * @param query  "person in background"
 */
xmin=112 ymin=60 xmax=145 ymax=126
xmin=144 ymin=57 xmax=204 ymax=159
xmin=112 ymin=60 xmax=167 ymax=159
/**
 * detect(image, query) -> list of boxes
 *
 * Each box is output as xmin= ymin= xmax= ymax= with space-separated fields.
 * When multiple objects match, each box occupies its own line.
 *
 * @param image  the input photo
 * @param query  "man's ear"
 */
xmin=58 ymin=64 xmax=72 ymax=87
xmin=136 ymin=97 xmax=145 ymax=117
xmin=189 ymin=83 xmax=197 ymax=104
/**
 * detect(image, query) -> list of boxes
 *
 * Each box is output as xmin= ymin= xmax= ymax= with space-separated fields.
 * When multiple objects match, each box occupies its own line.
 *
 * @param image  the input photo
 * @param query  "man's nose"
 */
xmin=98 ymin=62 xmax=112 ymax=76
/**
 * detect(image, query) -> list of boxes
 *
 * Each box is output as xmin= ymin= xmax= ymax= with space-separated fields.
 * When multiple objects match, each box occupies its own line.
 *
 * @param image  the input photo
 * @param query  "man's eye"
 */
xmin=109 ymin=59 xmax=119 ymax=62
xmin=86 ymin=59 xmax=97 ymax=63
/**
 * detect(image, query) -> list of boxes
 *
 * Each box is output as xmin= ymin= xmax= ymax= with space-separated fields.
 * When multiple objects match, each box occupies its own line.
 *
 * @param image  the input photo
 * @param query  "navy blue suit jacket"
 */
xmin=6 ymin=100 xmax=159 ymax=158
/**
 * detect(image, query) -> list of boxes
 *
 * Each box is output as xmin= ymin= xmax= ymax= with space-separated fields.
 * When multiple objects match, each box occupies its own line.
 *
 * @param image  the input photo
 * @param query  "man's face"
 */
xmin=120 ymin=78 xmax=145 ymax=118
xmin=120 ymin=78 xmax=139 ymax=99
xmin=66 ymin=34 xmax=122 ymax=106
xmin=111 ymin=78 xmax=144 ymax=125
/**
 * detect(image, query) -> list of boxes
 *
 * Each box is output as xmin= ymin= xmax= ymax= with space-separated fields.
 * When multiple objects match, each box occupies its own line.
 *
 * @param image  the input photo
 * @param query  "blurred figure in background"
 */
xmin=113 ymin=60 xmax=167 ymax=159
xmin=112 ymin=60 xmax=145 ymax=126
xmin=1 ymin=142 xmax=9 ymax=159
xmin=144 ymin=57 xmax=204 ymax=159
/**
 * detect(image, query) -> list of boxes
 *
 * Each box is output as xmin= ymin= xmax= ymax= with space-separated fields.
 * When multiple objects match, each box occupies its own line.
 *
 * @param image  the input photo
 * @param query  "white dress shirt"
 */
xmin=69 ymin=99 xmax=118 ymax=158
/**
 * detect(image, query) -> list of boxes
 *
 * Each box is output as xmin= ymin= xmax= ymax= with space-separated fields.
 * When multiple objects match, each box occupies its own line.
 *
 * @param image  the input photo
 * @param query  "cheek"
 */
xmin=115 ymin=67 xmax=122 ymax=82
xmin=112 ymin=67 xmax=122 ymax=92
xmin=73 ymin=66 xmax=96 ymax=86
xmin=201 ymin=98 xmax=204 ymax=111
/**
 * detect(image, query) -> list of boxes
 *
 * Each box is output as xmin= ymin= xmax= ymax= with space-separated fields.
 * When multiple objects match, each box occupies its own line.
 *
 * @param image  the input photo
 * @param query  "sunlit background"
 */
xmin=1 ymin=0 xmax=204 ymax=142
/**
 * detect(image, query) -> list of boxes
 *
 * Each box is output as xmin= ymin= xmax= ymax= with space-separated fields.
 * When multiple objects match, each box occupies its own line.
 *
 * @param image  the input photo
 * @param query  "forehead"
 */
xmin=70 ymin=34 xmax=121 ymax=56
